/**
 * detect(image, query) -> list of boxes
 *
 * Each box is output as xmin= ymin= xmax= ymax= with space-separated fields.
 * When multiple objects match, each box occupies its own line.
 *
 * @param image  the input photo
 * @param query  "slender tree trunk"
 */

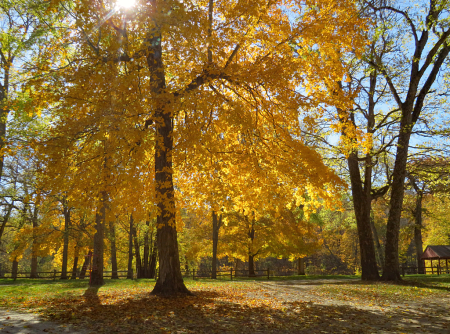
xmin=143 ymin=221 xmax=150 ymax=278
xmin=347 ymin=153 xmax=380 ymax=280
xmin=413 ymin=193 xmax=424 ymax=274
xmin=109 ymin=221 xmax=119 ymax=279
xmin=71 ymin=245 xmax=79 ymax=279
xmin=127 ymin=214 xmax=134 ymax=279
xmin=30 ymin=206 xmax=39 ymax=278
xmin=133 ymin=224 xmax=142 ymax=278
xmin=61 ymin=204 xmax=70 ymax=280
xmin=211 ymin=211 xmax=221 ymax=279
xmin=149 ymin=240 xmax=157 ymax=279
xmin=298 ymin=257 xmax=305 ymax=275
xmin=0 ymin=69 xmax=10 ymax=181
xmin=382 ymin=130 xmax=411 ymax=281
xmin=79 ymin=251 xmax=92 ymax=279
xmin=90 ymin=201 xmax=105 ymax=286
xmin=370 ymin=211 xmax=384 ymax=269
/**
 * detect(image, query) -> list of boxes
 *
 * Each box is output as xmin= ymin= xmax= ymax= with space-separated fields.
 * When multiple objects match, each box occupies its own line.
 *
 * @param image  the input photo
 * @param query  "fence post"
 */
xmin=401 ymin=266 xmax=405 ymax=277
xmin=230 ymin=268 xmax=233 ymax=281
xmin=437 ymin=263 xmax=440 ymax=276
xmin=193 ymin=269 xmax=195 ymax=280
xmin=267 ymin=267 xmax=270 ymax=280
xmin=53 ymin=269 xmax=57 ymax=281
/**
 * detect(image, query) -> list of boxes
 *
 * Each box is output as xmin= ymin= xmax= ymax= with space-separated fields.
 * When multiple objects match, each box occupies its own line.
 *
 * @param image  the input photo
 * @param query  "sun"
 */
xmin=116 ymin=0 xmax=136 ymax=9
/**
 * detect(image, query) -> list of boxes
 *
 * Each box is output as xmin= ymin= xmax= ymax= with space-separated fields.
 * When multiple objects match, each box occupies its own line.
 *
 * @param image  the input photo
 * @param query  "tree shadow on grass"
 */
xmin=33 ymin=288 xmax=419 ymax=334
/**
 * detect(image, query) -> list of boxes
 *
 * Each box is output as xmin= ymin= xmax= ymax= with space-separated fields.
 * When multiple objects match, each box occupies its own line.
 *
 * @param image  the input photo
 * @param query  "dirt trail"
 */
xmin=250 ymin=279 xmax=450 ymax=333
xmin=0 ymin=309 xmax=91 ymax=334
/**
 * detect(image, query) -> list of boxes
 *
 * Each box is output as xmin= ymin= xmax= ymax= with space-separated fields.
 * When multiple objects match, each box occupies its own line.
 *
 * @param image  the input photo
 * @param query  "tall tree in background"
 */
xmin=364 ymin=0 xmax=450 ymax=281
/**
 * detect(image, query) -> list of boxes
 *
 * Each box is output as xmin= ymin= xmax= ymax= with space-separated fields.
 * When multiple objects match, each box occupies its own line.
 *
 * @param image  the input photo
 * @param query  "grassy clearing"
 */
xmin=0 ymin=275 xmax=449 ymax=333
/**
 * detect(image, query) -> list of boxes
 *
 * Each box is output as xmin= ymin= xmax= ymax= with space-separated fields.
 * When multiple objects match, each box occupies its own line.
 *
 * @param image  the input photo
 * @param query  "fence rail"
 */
xmin=1 ymin=270 xmax=136 ymax=281
xmin=3 ymin=266 xmax=448 ymax=281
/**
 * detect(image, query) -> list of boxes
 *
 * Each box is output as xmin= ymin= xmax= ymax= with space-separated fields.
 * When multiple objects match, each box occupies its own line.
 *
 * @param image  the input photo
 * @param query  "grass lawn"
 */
xmin=0 ymin=274 xmax=449 ymax=333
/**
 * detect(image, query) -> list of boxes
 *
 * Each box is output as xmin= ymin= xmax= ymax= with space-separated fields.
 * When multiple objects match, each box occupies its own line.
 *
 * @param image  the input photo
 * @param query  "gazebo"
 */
xmin=421 ymin=245 xmax=450 ymax=275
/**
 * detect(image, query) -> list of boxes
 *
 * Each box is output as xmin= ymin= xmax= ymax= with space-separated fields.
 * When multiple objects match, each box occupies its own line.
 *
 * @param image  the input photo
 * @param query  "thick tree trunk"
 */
xmin=79 ymin=251 xmax=92 ymax=279
xmin=90 ymin=205 xmax=105 ymax=286
xmin=12 ymin=258 xmax=18 ymax=280
xmin=382 ymin=130 xmax=411 ymax=281
xmin=211 ymin=211 xmax=221 ymax=279
xmin=109 ymin=221 xmax=119 ymax=279
xmin=127 ymin=214 xmax=134 ymax=279
xmin=248 ymin=254 xmax=255 ymax=277
xmin=61 ymin=205 xmax=70 ymax=280
xmin=148 ymin=25 xmax=189 ymax=295
xmin=298 ymin=257 xmax=305 ymax=275
xmin=30 ymin=206 xmax=39 ymax=278
xmin=347 ymin=153 xmax=380 ymax=280
xmin=413 ymin=193 xmax=424 ymax=274
xmin=133 ymin=224 xmax=142 ymax=278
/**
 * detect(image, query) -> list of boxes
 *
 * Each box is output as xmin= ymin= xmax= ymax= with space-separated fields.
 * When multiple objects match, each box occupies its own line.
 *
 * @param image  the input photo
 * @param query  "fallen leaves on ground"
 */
xmin=1 ymin=277 xmax=450 ymax=333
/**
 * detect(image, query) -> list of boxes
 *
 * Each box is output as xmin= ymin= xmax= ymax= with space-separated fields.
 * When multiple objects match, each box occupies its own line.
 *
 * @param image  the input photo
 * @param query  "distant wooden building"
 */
xmin=421 ymin=245 xmax=450 ymax=274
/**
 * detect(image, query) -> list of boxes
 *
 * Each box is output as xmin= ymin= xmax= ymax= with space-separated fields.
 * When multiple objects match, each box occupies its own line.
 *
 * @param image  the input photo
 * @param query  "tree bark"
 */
xmin=79 ymin=251 xmax=92 ymax=279
xmin=147 ymin=23 xmax=189 ymax=295
xmin=347 ymin=152 xmax=380 ymax=280
xmin=133 ymin=223 xmax=142 ymax=278
xmin=298 ymin=257 xmax=305 ymax=275
xmin=211 ymin=211 xmax=222 ymax=279
xmin=143 ymin=221 xmax=150 ymax=278
xmin=127 ymin=214 xmax=134 ymax=279
xmin=248 ymin=254 xmax=255 ymax=277
xmin=90 ymin=203 xmax=105 ymax=286
xmin=30 ymin=206 xmax=39 ymax=278
xmin=109 ymin=221 xmax=119 ymax=279
xmin=12 ymin=258 xmax=18 ymax=280
xmin=60 ymin=203 xmax=70 ymax=280
xmin=382 ymin=130 xmax=411 ymax=281
xmin=71 ymin=245 xmax=79 ymax=279
xmin=413 ymin=193 xmax=424 ymax=274
xmin=248 ymin=220 xmax=256 ymax=277
xmin=149 ymin=238 xmax=157 ymax=279
xmin=370 ymin=211 xmax=384 ymax=269
xmin=0 ymin=65 xmax=10 ymax=181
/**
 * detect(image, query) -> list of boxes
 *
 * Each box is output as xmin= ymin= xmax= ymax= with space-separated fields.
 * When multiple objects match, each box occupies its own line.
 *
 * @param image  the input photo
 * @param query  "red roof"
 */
xmin=421 ymin=245 xmax=450 ymax=259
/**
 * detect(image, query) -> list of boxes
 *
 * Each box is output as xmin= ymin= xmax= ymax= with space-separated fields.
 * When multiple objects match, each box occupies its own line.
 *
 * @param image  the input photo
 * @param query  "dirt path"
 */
xmin=251 ymin=279 xmax=450 ymax=333
xmin=0 ymin=309 xmax=91 ymax=334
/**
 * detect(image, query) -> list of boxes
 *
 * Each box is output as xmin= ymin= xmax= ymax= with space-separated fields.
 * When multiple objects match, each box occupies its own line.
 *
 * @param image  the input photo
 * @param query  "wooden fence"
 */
xmin=188 ymin=268 xmax=271 ymax=280
xmin=1 ymin=270 xmax=131 ymax=281
xmin=4 ymin=266 xmax=448 ymax=281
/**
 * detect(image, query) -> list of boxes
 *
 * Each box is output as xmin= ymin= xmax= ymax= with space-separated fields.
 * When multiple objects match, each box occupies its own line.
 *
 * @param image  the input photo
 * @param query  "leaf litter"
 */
xmin=1 ymin=278 xmax=449 ymax=333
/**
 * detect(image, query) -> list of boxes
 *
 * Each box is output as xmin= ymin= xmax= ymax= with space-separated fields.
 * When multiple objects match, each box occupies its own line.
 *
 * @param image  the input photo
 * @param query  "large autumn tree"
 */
xmin=29 ymin=0 xmax=366 ymax=294
xmin=363 ymin=0 xmax=450 ymax=281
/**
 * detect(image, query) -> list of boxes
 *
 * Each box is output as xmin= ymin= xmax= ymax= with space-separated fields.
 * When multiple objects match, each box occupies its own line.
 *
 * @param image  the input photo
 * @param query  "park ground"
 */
xmin=0 ymin=275 xmax=449 ymax=333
